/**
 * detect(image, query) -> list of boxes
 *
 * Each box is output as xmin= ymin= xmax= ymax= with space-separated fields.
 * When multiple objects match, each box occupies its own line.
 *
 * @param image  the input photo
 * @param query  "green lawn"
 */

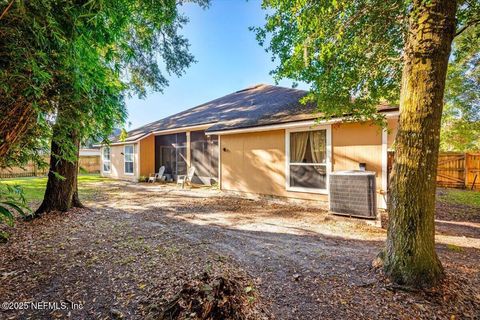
xmin=0 ymin=174 xmax=111 ymax=202
xmin=437 ymin=188 xmax=480 ymax=207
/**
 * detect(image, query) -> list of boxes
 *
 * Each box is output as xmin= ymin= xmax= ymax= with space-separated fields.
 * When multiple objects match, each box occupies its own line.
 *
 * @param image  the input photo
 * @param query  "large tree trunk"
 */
xmin=35 ymin=125 xmax=83 ymax=214
xmin=71 ymin=145 xmax=84 ymax=208
xmin=384 ymin=0 xmax=457 ymax=287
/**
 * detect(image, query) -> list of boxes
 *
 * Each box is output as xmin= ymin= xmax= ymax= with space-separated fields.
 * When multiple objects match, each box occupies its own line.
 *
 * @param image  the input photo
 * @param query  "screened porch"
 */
xmin=154 ymin=130 xmax=219 ymax=185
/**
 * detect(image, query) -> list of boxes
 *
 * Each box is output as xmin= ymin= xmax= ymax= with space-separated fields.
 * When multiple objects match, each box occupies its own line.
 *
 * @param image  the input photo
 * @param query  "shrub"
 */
xmin=0 ymin=184 xmax=32 ymax=241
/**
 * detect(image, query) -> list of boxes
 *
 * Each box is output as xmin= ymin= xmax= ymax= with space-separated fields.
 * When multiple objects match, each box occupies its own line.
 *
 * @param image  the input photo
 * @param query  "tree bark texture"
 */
xmin=71 ymin=143 xmax=84 ymax=209
xmin=35 ymin=125 xmax=83 ymax=214
xmin=385 ymin=0 xmax=457 ymax=287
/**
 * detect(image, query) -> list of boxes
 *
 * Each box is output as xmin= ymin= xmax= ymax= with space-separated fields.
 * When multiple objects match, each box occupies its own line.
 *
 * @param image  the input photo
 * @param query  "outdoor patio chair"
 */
xmin=148 ymin=166 xmax=166 ymax=183
xmin=177 ymin=166 xmax=195 ymax=188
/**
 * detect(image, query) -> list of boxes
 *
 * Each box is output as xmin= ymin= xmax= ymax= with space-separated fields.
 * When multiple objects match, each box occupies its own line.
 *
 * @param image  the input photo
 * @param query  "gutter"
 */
xmin=93 ymin=123 xmax=216 ymax=147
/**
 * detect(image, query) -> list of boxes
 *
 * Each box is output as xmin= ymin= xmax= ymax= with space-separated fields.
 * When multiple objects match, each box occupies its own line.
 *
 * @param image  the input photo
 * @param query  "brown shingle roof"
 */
xmin=112 ymin=84 xmax=398 ymax=142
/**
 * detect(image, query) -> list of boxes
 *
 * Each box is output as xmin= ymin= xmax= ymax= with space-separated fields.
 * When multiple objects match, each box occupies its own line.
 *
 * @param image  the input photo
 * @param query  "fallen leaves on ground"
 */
xmin=146 ymin=271 xmax=270 ymax=320
xmin=0 ymin=181 xmax=478 ymax=319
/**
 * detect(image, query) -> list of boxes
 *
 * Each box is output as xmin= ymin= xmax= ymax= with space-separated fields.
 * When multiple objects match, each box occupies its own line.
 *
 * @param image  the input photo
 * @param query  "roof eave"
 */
xmin=206 ymin=109 xmax=400 ymax=136
xmin=93 ymin=122 xmax=216 ymax=147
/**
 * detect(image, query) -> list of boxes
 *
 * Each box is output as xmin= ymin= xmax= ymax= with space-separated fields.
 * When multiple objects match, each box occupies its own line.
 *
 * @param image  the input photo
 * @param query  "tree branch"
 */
xmin=455 ymin=19 xmax=480 ymax=38
xmin=0 ymin=0 xmax=15 ymax=20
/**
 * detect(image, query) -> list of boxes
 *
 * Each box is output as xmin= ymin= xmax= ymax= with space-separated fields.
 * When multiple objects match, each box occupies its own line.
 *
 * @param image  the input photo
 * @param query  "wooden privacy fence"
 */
xmin=437 ymin=153 xmax=480 ymax=190
xmin=387 ymin=152 xmax=480 ymax=190
xmin=0 ymin=161 xmax=48 ymax=178
xmin=0 ymin=155 xmax=100 ymax=178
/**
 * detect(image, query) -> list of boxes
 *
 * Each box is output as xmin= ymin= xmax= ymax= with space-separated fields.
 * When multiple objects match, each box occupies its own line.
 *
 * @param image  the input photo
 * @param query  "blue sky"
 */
xmin=125 ymin=0 xmax=309 ymax=130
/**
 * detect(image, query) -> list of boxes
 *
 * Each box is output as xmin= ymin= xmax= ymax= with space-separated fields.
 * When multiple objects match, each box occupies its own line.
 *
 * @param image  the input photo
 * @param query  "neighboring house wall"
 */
xmin=101 ymin=143 xmax=139 ymax=181
xmin=79 ymin=148 xmax=101 ymax=156
xmin=79 ymin=156 xmax=100 ymax=173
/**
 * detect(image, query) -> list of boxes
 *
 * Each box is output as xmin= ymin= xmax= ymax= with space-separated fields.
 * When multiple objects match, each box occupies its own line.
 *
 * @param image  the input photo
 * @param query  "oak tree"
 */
xmin=255 ymin=0 xmax=479 ymax=287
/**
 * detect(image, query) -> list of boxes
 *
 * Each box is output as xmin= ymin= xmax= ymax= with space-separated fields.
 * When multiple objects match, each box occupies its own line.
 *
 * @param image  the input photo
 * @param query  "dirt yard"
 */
xmin=0 ymin=181 xmax=479 ymax=319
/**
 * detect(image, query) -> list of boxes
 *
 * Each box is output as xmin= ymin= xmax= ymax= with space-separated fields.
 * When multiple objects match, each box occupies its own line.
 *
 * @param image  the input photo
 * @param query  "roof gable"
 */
xmin=114 ymin=84 xmax=314 ymax=142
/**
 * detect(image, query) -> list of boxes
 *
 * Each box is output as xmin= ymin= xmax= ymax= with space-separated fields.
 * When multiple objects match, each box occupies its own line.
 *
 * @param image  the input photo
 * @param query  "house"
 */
xmin=99 ymin=84 xmax=399 ymax=208
xmin=79 ymin=148 xmax=100 ymax=157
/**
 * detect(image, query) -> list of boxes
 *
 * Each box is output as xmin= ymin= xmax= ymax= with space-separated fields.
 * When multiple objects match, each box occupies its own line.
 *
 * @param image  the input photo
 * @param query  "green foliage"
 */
xmin=0 ymin=0 xmax=209 ymax=169
xmin=119 ymin=128 xmax=129 ymax=142
xmin=446 ymin=244 xmax=464 ymax=252
xmin=437 ymin=188 xmax=480 ymax=208
xmin=253 ymin=0 xmax=408 ymax=123
xmin=0 ymin=183 xmax=32 ymax=240
xmin=441 ymin=26 xmax=480 ymax=152
xmin=0 ymin=0 xmax=55 ymax=169
xmin=254 ymin=0 xmax=480 ymax=127
xmin=0 ymin=174 xmax=111 ymax=202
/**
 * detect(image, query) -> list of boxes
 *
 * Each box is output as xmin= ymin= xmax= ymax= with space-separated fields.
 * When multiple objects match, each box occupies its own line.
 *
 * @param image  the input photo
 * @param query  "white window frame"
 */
xmin=285 ymin=125 xmax=332 ymax=194
xmin=124 ymin=144 xmax=134 ymax=175
xmin=102 ymin=147 xmax=111 ymax=173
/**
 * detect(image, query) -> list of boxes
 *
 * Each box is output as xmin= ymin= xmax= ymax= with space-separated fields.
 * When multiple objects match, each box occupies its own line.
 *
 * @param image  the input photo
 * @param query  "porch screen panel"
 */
xmin=191 ymin=131 xmax=218 ymax=179
xmin=175 ymin=132 xmax=187 ymax=175
xmin=154 ymin=133 xmax=187 ymax=176
xmin=155 ymin=134 xmax=176 ymax=175
xmin=208 ymin=135 xmax=219 ymax=178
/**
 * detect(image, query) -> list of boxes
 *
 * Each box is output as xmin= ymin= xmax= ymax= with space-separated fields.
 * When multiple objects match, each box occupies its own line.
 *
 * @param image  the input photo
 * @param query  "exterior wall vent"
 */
xmin=329 ymin=171 xmax=377 ymax=219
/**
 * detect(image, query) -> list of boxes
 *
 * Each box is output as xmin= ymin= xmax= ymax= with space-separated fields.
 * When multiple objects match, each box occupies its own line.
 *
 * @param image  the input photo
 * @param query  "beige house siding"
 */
xmin=332 ymin=122 xmax=383 ymax=187
xmin=331 ymin=122 xmax=385 ymax=207
xmin=220 ymin=130 xmax=328 ymax=201
xmin=220 ymin=119 xmax=399 ymax=206
xmin=387 ymin=118 xmax=398 ymax=148
xmin=100 ymin=143 xmax=139 ymax=181
xmin=101 ymin=116 xmax=399 ymax=209
xmin=139 ymin=135 xmax=155 ymax=177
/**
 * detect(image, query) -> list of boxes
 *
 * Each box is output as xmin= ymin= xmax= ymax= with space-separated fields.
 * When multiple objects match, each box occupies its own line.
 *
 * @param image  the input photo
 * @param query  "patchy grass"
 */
xmin=446 ymin=244 xmax=464 ymax=252
xmin=0 ymin=174 xmax=112 ymax=202
xmin=437 ymin=188 xmax=480 ymax=208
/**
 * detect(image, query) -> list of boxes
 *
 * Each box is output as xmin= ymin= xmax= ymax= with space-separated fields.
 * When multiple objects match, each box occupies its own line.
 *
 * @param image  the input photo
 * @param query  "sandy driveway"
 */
xmin=1 ymin=181 xmax=479 ymax=319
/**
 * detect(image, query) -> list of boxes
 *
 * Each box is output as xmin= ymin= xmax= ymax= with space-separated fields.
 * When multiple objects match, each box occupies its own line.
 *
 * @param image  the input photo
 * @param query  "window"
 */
xmin=102 ymin=147 xmax=111 ymax=173
xmin=124 ymin=145 xmax=134 ymax=175
xmin=286 ymin=127 xmax=330 ymax=193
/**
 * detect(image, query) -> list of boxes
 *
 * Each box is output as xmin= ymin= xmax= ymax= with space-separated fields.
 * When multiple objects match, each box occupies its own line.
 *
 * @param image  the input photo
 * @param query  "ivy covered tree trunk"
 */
xmin=385 ymin=0 xmax=457 ymax=287
xmin=36 ymin=126 xmax=83 ymax=215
